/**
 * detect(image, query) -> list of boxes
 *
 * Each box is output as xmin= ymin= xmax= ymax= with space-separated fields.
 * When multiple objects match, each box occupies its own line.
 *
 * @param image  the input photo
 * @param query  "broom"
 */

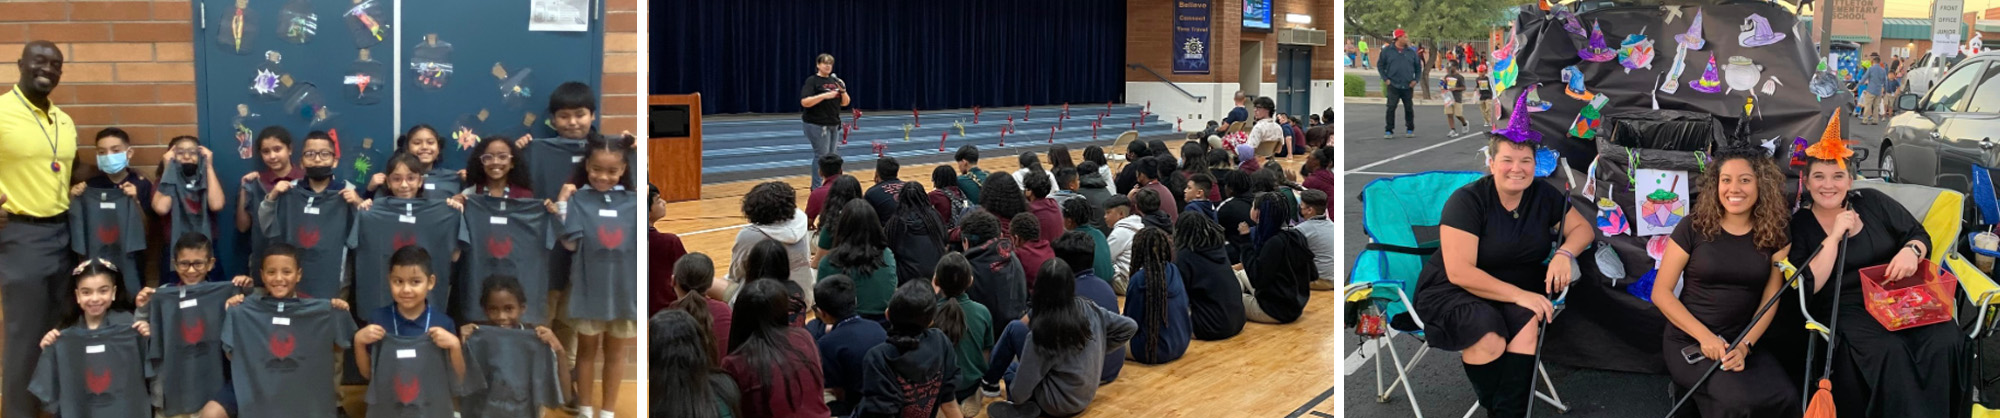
xmin=1805 ymin=233 xmax=1850 ymax=418
xmin=1661 ymin=233 xmax=1842 ymax=418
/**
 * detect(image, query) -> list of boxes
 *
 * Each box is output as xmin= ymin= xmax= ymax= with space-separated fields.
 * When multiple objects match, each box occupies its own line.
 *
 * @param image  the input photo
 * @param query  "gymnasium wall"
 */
xmin=0 ymin=0 xmax=638 ymax=179
xmin=1125 ymin=0 xmax=1339 ymax=129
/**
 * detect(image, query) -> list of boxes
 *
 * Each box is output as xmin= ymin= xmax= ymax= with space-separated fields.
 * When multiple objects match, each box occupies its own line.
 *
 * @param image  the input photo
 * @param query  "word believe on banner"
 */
xmin=1174 ymin=1 xmax=1211 ymax=74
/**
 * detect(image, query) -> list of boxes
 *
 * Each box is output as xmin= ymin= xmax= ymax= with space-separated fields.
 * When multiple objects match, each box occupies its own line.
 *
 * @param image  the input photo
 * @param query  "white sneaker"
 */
xmin=579 ymin=406 xmax=595 ymax=418
xmin=600 ymin=411 xmax=615 ymax=418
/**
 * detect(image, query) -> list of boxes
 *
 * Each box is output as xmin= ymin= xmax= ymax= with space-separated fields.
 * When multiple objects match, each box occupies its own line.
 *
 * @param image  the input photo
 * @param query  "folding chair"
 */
xmin=1345 ymin=170 xmax=1572 ymax=418
xmin=1254 ymin=139 xmax=1282 ymax=160
xmin=1785 ymin=180 xmax=1991 ymax=408
xmin=1107 ymin=130 xmax=1140 ymax=169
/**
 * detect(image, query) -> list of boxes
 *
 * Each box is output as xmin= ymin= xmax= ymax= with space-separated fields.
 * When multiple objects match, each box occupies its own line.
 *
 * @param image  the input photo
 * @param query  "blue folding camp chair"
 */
xmin=1346 ymin=170 xmax=1572 ymax=418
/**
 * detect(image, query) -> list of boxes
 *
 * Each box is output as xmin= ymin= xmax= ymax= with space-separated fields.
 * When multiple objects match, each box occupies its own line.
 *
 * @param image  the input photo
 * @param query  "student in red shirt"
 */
xmin=806 ymin=154 xmax=845 ymax=230
xmin=724 ymin=279 xmax=830 ymax=418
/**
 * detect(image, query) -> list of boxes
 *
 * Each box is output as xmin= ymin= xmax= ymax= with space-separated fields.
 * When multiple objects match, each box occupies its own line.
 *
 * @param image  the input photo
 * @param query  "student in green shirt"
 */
xmin=1061 ymin=198 xmax=1116 ymax=282
xmin=955 ymin=145 xmax=988 ymax=203
xmin=817 ymin=200 xmax=898 ymax=318
xmin=931 ymin=252 xmax=994 ymax=411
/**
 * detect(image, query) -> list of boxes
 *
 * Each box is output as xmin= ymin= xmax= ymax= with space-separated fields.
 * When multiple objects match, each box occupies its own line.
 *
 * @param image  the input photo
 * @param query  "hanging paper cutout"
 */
xmin=1738 ymin=14 xmax=1786 ymax=48
xmin=1647 ymin=234 xmax=1671 ymax=263
xmin=216 ymin=0 xmax=256 ymax=55
xmin=1619 ymin=30 xmax=1655 ymax=73
xmin=1636 ymin=169 xmax=1689 ymax=236
xmin=1492 ymin=24 xmax=1520 ymax=94
xmin=1562 ymin=66 xmax=1595 ymax=101
xmin=278 ymin=0 xmax=317 ymax=44
xmin=1761 ymin=76 xmax=1782 ymax=96
xmin=251 ymin=51 xmax=287 ymax=101
xmin=282 ymin=83 xmax=335 ymax=128
xmin=1675 ymin=8 xmax=1706 ymax=50
xmin=1810 ymin=68 xmax=1840 ymax=99
xmin=410 ymin=35 xmax=453 ymax=91
xmin=493 ymin=63 xmax=534 ymax=108
xmin=1790 ymin=136 xmax=1810 ymax=167
xmin=1596 ymin=242 xmax=1628 ymax=283
xmin=1524 ymin=88 xmax=1553 ymax=112
xmin=1570 ymin=94 xmax=1609 ymax=138
xmin=1761 ymin=137 xmax=1780 ymax=157
xmin=1661 ymin=44 xmax=1689 ymax=94
xmin=1557 ymin=9 xmax=1587 ymax=40
xmin=1579 ymin=20 xmax=1619 ymax=62
xmin=1535 ymin=147 xmax=1561 ymax=178
xmin=452 ymin=113 xmax=486 ymax=151
xmin=1597 ymin=197 xmax=1630 ymax=236
xmin=1662 ymin=5 xmax=1685 ymax=24
xmin=345 ymin=0 xmax=390 ymax=48
xmin=1689 ymin=53 xmax=1724 ymax=93
xmin=1723 ymin=56 xmax=1763 ymax=95
xmin=344 ymin=51 xmax=387 ymax=105
xmin=233 ymin=104 xmax=261 ymax=159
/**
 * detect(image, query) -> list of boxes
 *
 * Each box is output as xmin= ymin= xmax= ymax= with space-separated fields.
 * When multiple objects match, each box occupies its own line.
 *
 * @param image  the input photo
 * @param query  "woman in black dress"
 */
xmin=1649 ymin=153 xmax=1797 ymax=417
xmin=1791 ymin=146 xmax=1967 ymax=418
xmin=1412 ymin=133 xmax=1592 ymax=418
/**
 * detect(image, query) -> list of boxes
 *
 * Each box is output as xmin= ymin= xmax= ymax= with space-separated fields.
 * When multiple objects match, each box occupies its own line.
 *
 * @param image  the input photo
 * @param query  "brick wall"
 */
xmin=0 ymin=0 xmax=640 ymax=175
xmin=1125 ymin=0 xmax=1338 ymax=85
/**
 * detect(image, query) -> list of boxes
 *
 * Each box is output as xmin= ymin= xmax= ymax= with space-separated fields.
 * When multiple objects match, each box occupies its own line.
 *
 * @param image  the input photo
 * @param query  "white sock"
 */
xmin=579 ymin=406 xmax=595 ymax=418
xmin=599 ymin=411 xmax=616 ymax=418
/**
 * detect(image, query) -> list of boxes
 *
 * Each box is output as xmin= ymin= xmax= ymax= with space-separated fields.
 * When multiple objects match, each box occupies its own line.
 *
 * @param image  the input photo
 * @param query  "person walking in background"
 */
xmin=1441 ymin=63 xmax=1469 ymax=137
xmin=1358 ymin=38 xmax=1372 ymax=69
xmin=801 ymin=53 xmax=850 ymax=188
xmin=1380 ymin=29 xmax=1422 ymax=139
xmin=1859 ymin=52 xmax=1887 ymax=125
xmin=1345 ymin=39 xmax=1358 ymax=68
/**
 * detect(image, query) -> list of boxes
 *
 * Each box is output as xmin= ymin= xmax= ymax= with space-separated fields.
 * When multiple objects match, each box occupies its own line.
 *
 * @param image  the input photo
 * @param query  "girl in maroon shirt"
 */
xmin=724 ymin=279 xmax=830 ymax=418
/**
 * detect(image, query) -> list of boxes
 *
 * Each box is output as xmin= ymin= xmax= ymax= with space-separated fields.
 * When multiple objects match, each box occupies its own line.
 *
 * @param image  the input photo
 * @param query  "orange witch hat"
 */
xmin=1804 ymin=113 xmax=1855 ymax=170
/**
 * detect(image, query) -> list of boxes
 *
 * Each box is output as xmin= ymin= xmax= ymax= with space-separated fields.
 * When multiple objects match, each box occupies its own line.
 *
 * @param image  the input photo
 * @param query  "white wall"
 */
xmin=1126 ymin=81 xmax=1239 ymax=131
xmin=1309 ymin=79 xmax=1339 ymax=117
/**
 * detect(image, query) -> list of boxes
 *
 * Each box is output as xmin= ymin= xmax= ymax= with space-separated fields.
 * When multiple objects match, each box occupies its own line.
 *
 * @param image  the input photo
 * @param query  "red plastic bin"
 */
xmin=1858 ymin=260 xmax=1957 ymax=331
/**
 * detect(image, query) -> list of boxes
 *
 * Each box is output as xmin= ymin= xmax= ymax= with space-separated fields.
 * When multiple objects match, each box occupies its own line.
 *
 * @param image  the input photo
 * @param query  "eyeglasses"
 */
xmin=480 ymin=153 xmax=513 ymax=164
xmin=175 ymin=260 xmax=209 ymax=270
xmin=302 ymin=150 xmax=336 ymax=160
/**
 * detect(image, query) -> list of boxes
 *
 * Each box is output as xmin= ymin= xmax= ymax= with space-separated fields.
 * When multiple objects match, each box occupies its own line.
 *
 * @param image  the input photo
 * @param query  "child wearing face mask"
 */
xmin=69 ymin=128 xmax=162 ymax=287
xmin=257 ymin=130 xmax=364 ymax=301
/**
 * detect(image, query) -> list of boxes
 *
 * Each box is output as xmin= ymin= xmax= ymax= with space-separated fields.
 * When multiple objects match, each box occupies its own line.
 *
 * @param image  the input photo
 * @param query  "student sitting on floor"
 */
xmin=886 ymin=182 xmax=947 ymax=285
xmin=1052 ymin=231 xmax=1125 ymax=384
xmin=1060 ymin=198 xmax=1115 ymax=282
xmin=954 ymin=145 xmax=988 ymax=204
xmin=807 ymin=275 xmax=886 ymax=416
xmin=724 ymin=279 xmax=830 ymax=418
xmin=1173 ymin=214 xmax=1246 ymax=340
xmin=818 ymin=200 xmax=899 ymax=322
xmin=1183 ymin=173 xmax=1220 ymax=222
xmin=854 ymin=282 xmax=966 ymax=418
xmin=1009 ymin=215 xmax=1054 ymax=293
xmin=980 ymin=259 xmax=1137 ymax=418
xmin=669 ymin=254 xmax=733 ymax=361
xmin=959 ymin=210 xmax=1028 ymax=339
xmin=932 ymin=253 xmax=994 ymax=414
xmin=1124 ymin=227 xmax=1191 ymax=365
xmin=1104 ymin=196 xmax=1142 ymax=294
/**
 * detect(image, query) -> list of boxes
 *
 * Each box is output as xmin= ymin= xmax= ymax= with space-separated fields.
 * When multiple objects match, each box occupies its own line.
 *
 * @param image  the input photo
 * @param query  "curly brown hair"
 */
xmin=1687 ymin=153 xmax=1789 ymax=252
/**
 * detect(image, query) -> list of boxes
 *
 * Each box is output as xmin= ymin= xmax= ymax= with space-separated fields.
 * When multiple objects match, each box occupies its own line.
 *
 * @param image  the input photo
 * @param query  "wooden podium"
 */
xmin=650 ymin=94 xmax=701 ymax=202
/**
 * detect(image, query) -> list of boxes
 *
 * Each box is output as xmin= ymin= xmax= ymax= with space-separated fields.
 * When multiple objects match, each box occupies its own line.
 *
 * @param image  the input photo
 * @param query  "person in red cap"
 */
xmin=1475 ymin=64 xmax=1495 ymax=127
xmin=1379 ymin=29 xmax=1424 ymax=139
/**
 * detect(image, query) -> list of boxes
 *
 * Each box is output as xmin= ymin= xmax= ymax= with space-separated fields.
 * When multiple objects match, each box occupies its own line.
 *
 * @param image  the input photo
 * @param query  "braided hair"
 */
xmin=1130 ymin=227 xmax=1174 ymax=361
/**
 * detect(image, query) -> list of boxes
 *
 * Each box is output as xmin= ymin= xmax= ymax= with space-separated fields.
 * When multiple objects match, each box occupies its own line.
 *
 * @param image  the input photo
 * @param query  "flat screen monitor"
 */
xmin=650 ymin=104 xmax=691 ymax=138
xmin=1243 ymin=0 xmax=1272 ymax=31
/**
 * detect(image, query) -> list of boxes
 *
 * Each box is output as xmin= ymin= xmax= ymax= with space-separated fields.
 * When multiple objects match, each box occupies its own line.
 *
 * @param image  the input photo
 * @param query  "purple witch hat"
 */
xmin=1494 ymin=84 xmax=1544 ymax=144
xmin=1580 ymin=20 xmax=1619 ymax=62
xmin=1738 ymin=14 xmax=1786 ymax=47
xmin=1674 ymin=8 xmax=1706 ymax=50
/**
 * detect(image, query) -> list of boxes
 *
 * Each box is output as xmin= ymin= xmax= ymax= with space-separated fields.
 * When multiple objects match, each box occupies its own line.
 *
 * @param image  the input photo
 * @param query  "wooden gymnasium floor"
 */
xmin=660 ymin=141 xmax=1341 ymax=417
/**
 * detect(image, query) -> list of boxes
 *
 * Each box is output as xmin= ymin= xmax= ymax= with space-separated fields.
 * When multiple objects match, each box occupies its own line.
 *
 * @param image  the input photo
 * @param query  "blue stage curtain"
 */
xmin=655 ymin=0 xmax=1128 ymax=115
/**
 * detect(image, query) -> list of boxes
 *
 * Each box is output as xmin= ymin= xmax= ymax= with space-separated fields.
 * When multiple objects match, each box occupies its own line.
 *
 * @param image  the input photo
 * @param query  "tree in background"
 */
xmin=1346 ymin=0 xmax=1521 ymax=98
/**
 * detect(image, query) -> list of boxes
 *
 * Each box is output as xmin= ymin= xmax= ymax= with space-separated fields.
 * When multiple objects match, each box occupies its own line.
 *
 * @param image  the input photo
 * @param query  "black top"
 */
xmin=1787 ymin=188 xmax=1929 ymax=310
xmin=1418 ymin=176 xmax=1568 ymax=293
xmin=1443 ymin=74 xmax=1465 ymax=102
xmin=855 ymin=329 xmax=959 ymax=418
xmin=1476 ymin=75 xmax=1495 ymax=100
xmin=1176 ymin=245 xmax=1245 ymax=340
xmin=1217 ymin=197 xmax=1255 ymax=265
xmin=864 ymin=180 xmax=906 ymax=224
xmin=801 ymin=74 xmax=844 ymax=126
xmin=1665 ymin=221 xmax=1775 ymax=342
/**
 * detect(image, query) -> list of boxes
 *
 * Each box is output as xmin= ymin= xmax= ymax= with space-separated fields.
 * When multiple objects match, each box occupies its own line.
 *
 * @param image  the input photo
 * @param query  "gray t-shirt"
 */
xmin=423 ymin=166 xmax=462 ymax=200
xmin=522 ymin=138 xmax=586 ymax=201
xmin=563 ymin=188 xmax=638 ymax=322
xmin=259 ymin=180 xmax=357 ymax=299
xmin=222 ymin=296 xmax=357 ymax=418
xmin=460 ymin=326 xmax=565 ymax=418
xmin=351 ymin=197 xmax=463 ymax=314
xmin=67 ymin=187 xmax=147 ymax=295
xmin=146 ymin=281 xmax=236 ymax=415
xmin=458 ymin=195 xmax=556 ymax=323
xmin=364 ymin=335 xmax=460 ymax=418
xmin=242 ymin=179 xmax=274 ymax=273
xmin=29 ymin=311 xmax=150 ymax=418
xmin=158 ymin=159 xmax=215 ymax=243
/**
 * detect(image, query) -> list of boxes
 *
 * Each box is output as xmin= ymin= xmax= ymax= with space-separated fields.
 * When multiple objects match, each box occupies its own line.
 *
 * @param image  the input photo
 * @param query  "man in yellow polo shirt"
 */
xmin=0 ymin=40 xmax=74 ymax=418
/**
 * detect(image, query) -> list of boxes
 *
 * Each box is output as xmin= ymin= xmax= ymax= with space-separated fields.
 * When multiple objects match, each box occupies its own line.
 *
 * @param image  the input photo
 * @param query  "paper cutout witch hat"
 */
xmin=1563 ymin=66 xmax=1596 ymax=100
xmin=1675 ymin=8 xmax=1706 ymax=50
xmin=1493 ymin=84 xmax=1544 ymax=144
xmin=1579 ymin=20 xmax=1619 ymax=62
xmin=1738 ymin=14 xmax=1787 ymax=48
xmin=1619 ymin=32 xmax=1655 ymax=73
xmin=1689 ymin=54 xmax=1724 ymax=93
xmin=1805 ymin=113 xmax=1856 ymax=170
xmin=1525 ymin=88 xmax=1553 ymax=112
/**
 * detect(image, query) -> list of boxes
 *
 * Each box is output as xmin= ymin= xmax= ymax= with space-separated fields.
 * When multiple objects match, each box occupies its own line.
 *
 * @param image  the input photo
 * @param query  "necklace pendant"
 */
xmin=50 ymin=161 xmax=60 ymax=173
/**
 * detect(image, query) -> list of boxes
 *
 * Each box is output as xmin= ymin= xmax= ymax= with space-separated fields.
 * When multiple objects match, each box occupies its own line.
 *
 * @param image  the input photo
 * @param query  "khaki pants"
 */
xmin=1237 ymin=270 xmax=1281 ymax=324
xmin=1480 ymin=100 xmax=1495 ymax=125
xmin=1860 ymin=93 xmax=1881 ymax=121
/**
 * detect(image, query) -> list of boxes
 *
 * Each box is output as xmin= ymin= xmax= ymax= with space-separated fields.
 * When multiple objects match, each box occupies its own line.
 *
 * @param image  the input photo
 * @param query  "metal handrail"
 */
xmin=1126 ymin=63 xmax=1207 ymax=103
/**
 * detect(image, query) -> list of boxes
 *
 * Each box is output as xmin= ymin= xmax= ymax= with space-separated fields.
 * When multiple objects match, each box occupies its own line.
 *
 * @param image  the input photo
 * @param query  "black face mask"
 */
xmin=305 ymin=166 xmax=334 ymax=181
xmin=179 ymin=162 xmax=200 ymax=178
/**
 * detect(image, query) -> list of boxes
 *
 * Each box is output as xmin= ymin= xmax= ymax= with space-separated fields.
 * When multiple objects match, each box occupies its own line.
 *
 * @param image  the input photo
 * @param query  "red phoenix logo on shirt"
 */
xmin=181 ymin=196 xmax=201 ymax=215
xmin=85 ymin=367 xmax=111 ymax=394
xmin=297 ymin=226 xmax=321 ymax=249
xmin=595 ymin=226 xmax=625 ymax=250
xmin=96 ymin=225 xmax=119 ymax=245
xmin=394 ymin=374 xmax=421 ymax=404
xmin=486 ymin=236 xmax=514 ymax=259
xmin=180 ymin=317 xmax=206 ymax=345
xmin=268 ymin=331 xmax=296 ymax=359
xmin=392 ymin=232 xmax=418 ymax=251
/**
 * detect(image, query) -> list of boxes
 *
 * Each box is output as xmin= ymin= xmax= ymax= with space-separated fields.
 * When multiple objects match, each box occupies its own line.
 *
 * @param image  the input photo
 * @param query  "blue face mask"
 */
xmin=97 ymin=152 xmax=128 ymax=174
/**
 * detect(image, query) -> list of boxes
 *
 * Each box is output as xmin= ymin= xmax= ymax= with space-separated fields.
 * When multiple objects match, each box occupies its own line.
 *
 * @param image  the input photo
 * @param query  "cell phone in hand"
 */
xmin=1680 ymin=344 xmax=1705 ymax=364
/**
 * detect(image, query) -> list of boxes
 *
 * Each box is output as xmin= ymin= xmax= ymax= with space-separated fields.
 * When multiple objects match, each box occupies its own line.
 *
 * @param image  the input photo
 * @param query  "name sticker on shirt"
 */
xmin=424 ymin=183 xmax=436 ymax=190
xmin=571 ymin=156 xmax=583 ymax=163
xmin=304 ymin=207 xmax=321 ymax=215
xmin=399 ymin=215 xmax=417 ymax=224
xmin=597 ymin=209 xmax=617 ymax=218
xmin=396 ymin=349 xmax=417 ymax=359
xmin=85 ymin=345 xmax=105 ymax=354
xmin=98 ymin=202 xmax=116 ymax=210
xmin=180 ymin=299 xmax=199 ymax=309
xmin=490 ymin=216 xmax=508 ymax=225
xmin=272 ymin=317 xmax=291 ymax=326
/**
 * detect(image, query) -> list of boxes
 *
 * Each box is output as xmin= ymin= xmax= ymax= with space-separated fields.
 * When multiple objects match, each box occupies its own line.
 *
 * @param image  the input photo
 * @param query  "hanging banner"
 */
xmin=1174 ymin=1 xmax=1212 ymax=74
xmin=1934 ymin=0 xmax=1964 ymax=58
